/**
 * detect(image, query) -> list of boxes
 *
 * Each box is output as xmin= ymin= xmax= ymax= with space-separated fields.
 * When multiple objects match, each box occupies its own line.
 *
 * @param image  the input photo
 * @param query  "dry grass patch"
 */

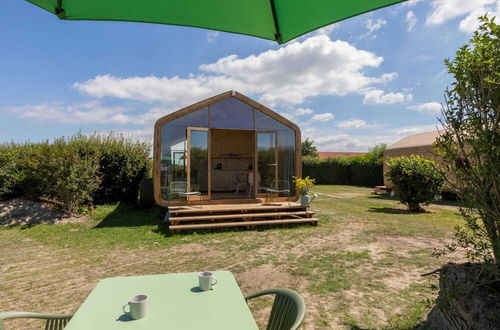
xmin=0 ymin=185 xmax=464 ymax=329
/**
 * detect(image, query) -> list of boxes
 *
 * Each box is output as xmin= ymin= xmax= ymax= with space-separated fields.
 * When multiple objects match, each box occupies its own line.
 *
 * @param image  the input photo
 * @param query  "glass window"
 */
xmin=159 ymin=98 xmax=296 ymax=203
xmin=189 ymin=129 xmax=209 ymax=195
xmin=160 ymin=107 xmax=208 ymax=201
xmin=210 ymin=97 xmax=255 ymax=129
xmin=255 ymin=110 xmax=296 ymax=197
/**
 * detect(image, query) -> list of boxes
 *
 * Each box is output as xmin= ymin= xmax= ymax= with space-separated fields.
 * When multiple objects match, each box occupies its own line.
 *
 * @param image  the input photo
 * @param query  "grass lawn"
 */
xmin=0 ymin=185 xmax=465 ymax=329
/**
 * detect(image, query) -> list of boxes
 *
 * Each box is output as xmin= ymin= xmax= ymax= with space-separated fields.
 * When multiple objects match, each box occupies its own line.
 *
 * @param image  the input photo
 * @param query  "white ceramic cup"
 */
xmin=123 ymin=294 xmax=148 ymax=320
xmin=198 ymin=271 xmax=218 ymax=291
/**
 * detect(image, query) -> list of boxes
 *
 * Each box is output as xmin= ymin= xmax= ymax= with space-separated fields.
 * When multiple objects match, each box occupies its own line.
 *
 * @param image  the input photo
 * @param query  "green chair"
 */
xmin=245 ymin=288 xmax=305 ymax=330
xmin=0 ymin=312 xmax=73 ymax=330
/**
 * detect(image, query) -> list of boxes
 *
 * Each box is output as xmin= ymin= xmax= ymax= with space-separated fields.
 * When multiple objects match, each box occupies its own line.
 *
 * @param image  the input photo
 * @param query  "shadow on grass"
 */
xmin=94 ymin=204 xmax=318 ymax=237
xmin=368 ymin=193 xmax=459 ymax=208
xmin=368 ymin=207 xmax=420 ymax=215
xmin=367 ymin=194 xmax=398 ymax=202
xmin=94 ymin=203 xmax=166 ymax=228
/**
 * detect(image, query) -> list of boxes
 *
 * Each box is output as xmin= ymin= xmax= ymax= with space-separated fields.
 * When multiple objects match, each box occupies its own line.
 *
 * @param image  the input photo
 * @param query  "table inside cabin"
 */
xmin=64 ymin=271 xmax=258 ymax=330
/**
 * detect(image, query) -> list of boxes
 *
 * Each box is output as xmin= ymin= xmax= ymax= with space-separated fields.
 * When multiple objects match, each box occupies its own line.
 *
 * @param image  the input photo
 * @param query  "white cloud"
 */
xmin=280 ymin=107 xmax=314 ymax=121
xmin=305 ymin=123 xmax=442 ymax=151
xmin=310 ymin=113 xmax=334 ymax=122
xmin=336 ymin=119 xmax=368 ymax=129
xmin=426 ymin=0 xmax=499 ymax=33
xmin=7 ymin=101 xmax=132 ymax=124
xmin=364 ymin=18 xmax=387 ymax=33
xmin=73 ymin=75 xmax=229 ymax=107
xmin=362 ymin=89 xmax=413 ymax=105
xmin=294 ymin=108 xmax=314 ymax=116
xmin=391 ymin=124 xmax=441 ymax=135
xmin=315 ymin=23 xmax=338 ymax=36
xmin=206 ymin=31 xmax=220 ymax=43
xmin=91 ymin=128 xmax=154 ymax=143
xmin=406 ymin=11 xmax=418 ymax=32
xmin=75 ymin=35 xmax=395 ymax=107
xmin=459 ymin=2 xmax=500 ymax=33
xmin=402 ymin=0 xmax=423 ymax=6
xmin=311 ymin=133 xmax=389 ymax=151
xmin=7 ymin=101 xmax=174 ymax=126
xmin=407 ymin=102 xmax=442 ymax=114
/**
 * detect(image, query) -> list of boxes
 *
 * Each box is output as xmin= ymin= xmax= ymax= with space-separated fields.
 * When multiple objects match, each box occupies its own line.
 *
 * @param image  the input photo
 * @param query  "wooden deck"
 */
xmin=166 ymin=202 xmax=318 ymax=232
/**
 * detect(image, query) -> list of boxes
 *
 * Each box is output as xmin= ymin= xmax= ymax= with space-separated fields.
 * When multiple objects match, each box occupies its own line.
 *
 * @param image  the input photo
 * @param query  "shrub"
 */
xmin=15 ymin=136 xmax=101 ymax=212
xmin=303 ymin=156 xmax=351 ymax=184
xmin=302 ymin=144 xmax=385 ymax=186
xmin=90 ymin=134 xmax=151 ymax=205
xmin=0 ymin=144 xmax=23 ymax=198
xmin=386 ymin=155 xmax=444 ymax=212
xmin=435 ymin=16 xmax=500 ymax=269
xmin=1 ymin=133 xmax=150 ymax=212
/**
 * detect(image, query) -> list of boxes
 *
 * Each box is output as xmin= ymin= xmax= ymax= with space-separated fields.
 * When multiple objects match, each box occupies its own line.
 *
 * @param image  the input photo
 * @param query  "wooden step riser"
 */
xmin=169 ymin=218 xmax=319 ymax=231
xmin=169 ymin=205 xmax=307 ymax=216
xmin=171 ymin=211 xmax=314 ymax=222
xmin=170 ymin=216 xmax=314 ymax=225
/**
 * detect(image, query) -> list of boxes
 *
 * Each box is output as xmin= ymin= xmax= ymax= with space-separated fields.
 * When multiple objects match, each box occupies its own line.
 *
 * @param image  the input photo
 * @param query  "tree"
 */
xmin=386 ymin=155 xmax=444 ymax=212
xmin=301 ymin=138 xmax=318 ymax=157
xmin=435 ymin=16 xmax=500 ymax=270
xmin=365 ymin=143 xmax=386 ymax=160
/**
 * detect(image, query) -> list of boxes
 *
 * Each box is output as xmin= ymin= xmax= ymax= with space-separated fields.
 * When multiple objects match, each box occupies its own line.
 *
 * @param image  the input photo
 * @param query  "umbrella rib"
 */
xmin=269 ymin=0 xmax=282 ymax=43
xmin=55 ymin=0 xmax=66 ymax=19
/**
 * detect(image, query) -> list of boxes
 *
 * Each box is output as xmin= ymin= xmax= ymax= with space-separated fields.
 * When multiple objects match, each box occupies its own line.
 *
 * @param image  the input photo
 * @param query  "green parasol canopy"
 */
xmin=25 ymin=0 xmax=408 ymax=44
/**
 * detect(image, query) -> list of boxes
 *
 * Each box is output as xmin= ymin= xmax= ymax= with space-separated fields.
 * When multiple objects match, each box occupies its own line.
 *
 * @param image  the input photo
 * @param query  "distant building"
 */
xmin=383 ymin=130 xmax=450 ymax=191
xmin=317 ymin=151 xmax=366 ymax=158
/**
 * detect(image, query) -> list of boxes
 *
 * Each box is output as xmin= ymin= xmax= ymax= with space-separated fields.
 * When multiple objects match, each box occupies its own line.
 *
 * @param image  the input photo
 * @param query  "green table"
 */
xmin=64 ymin=271 xmax=258 ymax=330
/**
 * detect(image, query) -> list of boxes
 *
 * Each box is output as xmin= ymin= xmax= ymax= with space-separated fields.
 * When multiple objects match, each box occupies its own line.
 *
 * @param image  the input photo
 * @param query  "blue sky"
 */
xmin=1 ymin=0 xmax=498 ymax=151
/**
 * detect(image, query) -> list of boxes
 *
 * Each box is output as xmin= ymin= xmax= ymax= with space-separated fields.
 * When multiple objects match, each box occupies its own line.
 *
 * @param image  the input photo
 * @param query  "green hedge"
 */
xmin=0 ymin=143 xmax=23 ymax=197
xmin=303 ymin=154 xmax=383 ymax=186
xmin=0 ymin=133 xmax=151 ymax=212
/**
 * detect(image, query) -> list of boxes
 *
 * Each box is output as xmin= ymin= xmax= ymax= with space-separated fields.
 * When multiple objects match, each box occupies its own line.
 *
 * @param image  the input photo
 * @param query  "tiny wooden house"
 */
xmin=153 ymin=91 xmax=302 ymax=207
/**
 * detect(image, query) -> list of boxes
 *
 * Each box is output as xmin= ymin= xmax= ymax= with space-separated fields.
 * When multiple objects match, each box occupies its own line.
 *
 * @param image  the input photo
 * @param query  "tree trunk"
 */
xmin=423 ymin=263 xmax=500 ymax=330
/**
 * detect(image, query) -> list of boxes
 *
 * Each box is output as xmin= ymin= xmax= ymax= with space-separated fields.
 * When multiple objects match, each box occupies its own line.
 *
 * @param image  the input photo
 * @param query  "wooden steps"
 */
xmin=169 ymin=218 xmax=319 ymax=231
xmin=167 ymin=203 xmax=318 ymax=232
xmin=172 ymin=211 xmax=310 ymax=222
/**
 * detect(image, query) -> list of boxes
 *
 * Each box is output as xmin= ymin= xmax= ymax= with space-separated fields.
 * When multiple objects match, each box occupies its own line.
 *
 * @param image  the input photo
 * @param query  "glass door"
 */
xmin=256 ymin=132 xmax=278 ymax=197
xmin=187 ymin=127 xmax=210 ymax=200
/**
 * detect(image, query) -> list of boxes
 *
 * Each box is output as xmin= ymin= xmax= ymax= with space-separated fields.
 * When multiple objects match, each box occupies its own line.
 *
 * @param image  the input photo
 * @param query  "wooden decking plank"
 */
xmin=169 ymin=203 xmax=306 ymax=215
xmin=171 ymin=211 xmax=314 ymax=222
xmin=169 ymin=218 xmax=319 ymax=230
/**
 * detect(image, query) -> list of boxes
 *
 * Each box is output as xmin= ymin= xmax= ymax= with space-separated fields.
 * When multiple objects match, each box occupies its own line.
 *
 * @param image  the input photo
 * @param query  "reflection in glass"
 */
xmin=158 ymin=96 xmax=296 ymax=203
xmin=160 ymin=108 xmax=208 ymax=201
xmin=255 ymin=110 xmax=296 ymax=196
xmin=257 ymin=132 xmax=277 ymax=193
xmin=210 ymin=97 xmax=254 ymax=129
xmin=189 ymin=130 xmax=208 ymax=194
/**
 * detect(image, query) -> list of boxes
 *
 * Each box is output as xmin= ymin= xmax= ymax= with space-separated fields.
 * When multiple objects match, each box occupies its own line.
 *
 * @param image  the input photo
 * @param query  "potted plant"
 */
xmin=293 ymin=176 xmax=316 ymax=206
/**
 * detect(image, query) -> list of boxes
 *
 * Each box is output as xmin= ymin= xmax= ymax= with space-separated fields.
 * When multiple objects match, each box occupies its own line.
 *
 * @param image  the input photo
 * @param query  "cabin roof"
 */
xmin=386 ymin=130 xmax=440 ymax=150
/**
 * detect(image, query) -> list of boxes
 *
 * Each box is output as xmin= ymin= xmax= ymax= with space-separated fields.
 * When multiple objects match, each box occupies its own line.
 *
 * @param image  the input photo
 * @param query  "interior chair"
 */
xmin=169 ymin=181 xmax=187 ymax=199
xmin=0 ymin=312 xmax=73 ymax=330
xmin=247 ymin=172 xmax=262 ymax=196
xmin=169 ymin=181 xmax=201 ymax=207
xmin=270 ymin=180 xmax=291 ymax=206
xmin=234 ymin=173 xmax=247 ymax=196
xmin=245 ymin=288 xmax=305 ymax=330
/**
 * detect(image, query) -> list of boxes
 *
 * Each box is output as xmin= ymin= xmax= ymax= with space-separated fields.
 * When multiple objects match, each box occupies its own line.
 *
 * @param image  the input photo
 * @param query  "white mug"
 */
xmin=198 ymin=271 xmax=218 ymax=291
xmin=123 ymin=294 xmax=148 ymax=320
